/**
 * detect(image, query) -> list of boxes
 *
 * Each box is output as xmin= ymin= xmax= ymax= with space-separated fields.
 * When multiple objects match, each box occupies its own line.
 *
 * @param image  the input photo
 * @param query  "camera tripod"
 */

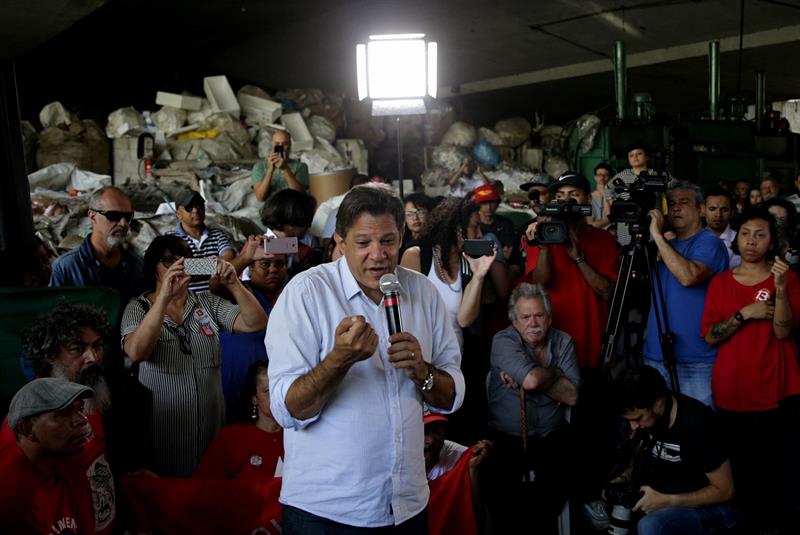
xmin=599 ymin=223 xmax=680 ymax=393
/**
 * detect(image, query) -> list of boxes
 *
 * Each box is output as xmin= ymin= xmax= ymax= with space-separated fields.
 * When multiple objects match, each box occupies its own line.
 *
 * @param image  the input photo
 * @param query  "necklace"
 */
xmin=432 ymin=246 xmax=461 ymax=293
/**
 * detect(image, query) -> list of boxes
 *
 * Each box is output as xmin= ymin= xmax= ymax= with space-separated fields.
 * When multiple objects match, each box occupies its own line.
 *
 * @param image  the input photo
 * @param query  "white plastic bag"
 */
xmin=106 ymin=107 xmax=144 ymax=139
xmin=307 ymin=115 xmax=336 ymax=143
xmin=441 ymin=121 xmax=477 ymax=147
xmin=39 ymin=102 xmax=72 ymax=128
xmin=152 ymin=106 xmax=187 ymax=134
xmin=494 ymin=117 xmax=531 ymax=147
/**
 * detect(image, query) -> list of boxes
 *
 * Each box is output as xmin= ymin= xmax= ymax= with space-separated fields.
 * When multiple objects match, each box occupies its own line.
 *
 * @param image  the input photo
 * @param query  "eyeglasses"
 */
xmin=182 ymin=202 xmax=205 ymax=212
xmin=168 ymin=324 xmax=191 ymax=354
xmin=405 ymin=209 xmax=427 ymax=220
xmin=160 ymin=255 xmax=180 ymax=267
xmin=93 ymin=209 xmax=135 ymax=223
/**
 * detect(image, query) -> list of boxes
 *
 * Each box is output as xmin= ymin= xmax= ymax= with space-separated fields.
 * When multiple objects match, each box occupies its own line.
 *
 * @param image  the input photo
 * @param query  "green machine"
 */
xmin=571 ymin=40 xmax=797 ymax=190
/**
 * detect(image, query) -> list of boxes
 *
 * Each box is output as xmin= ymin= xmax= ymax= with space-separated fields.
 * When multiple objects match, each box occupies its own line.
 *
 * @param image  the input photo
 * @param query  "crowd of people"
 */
xmin=2 ymin=136 xmax=800 ymax=535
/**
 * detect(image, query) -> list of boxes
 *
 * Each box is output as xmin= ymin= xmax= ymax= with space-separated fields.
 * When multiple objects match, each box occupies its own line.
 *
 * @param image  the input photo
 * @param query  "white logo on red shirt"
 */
xmin=754 ymin=288 xmax=771 ymax=302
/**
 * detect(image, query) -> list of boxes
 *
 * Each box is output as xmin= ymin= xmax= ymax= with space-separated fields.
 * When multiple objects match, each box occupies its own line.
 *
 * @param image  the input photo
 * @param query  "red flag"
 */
xmin=120 ymin=475 xmax=282 ymax=534
xmin=428 ymin=448 xmax=477 ymax=535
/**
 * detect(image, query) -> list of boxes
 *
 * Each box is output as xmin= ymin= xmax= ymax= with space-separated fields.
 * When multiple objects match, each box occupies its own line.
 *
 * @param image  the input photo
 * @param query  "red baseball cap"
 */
xmin=471 ymin=184 xmax=500 ymax=203
xmin=423 ymin=412 xmax=448 ymax=426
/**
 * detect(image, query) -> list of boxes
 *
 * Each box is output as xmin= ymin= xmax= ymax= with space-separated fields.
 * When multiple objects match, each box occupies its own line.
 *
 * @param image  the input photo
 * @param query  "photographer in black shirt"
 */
xmin=608 ymin=365 xmax=741 ymax=535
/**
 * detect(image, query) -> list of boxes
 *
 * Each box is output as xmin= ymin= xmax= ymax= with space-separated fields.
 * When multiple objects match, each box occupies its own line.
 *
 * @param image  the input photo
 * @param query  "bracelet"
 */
xmin=734 ymin=311 xmax=745 ymax=324
xmin=574 ymin=254 xmax=586 ymax=265
xmin=420 ymin=364 xmax=435 ymax=392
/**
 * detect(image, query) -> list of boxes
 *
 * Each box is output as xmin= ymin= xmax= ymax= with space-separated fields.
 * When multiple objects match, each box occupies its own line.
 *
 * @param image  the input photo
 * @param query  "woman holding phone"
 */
xmin=121 ymin=235 xmax=267 ymax=477
xmin=400 ymin=197 xmax=499 ymax=350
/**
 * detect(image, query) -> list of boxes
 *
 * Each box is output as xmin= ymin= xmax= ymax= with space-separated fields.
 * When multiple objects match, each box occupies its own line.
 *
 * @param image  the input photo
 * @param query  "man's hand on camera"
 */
xmin=633 ymin=485 xmax=672 ymax=514
xmin=648 ymin=209 xmax=665 ymax=238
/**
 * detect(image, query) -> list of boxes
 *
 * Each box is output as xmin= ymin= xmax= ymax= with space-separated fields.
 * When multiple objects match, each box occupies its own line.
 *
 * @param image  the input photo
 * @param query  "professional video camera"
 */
xmin=609 ymin=172 xmax=670 ymax=225
xmin=534 ymin=199 xmax=592 ymax=244
xmin=603 ymin=428 xmax=652 ymax=534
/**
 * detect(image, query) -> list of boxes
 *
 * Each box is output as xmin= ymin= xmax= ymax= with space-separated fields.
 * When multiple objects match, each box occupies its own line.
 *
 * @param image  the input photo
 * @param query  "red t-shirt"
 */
xmin=193 ymin=423 xmax=284 ymax=479
xmin=0 ymin=444 xmax=91 ymax=534
xmin=0 ymin=413 xmax=115 ymax=534
xmin=524 ymin=226 xmax=620 ymax=368
xmin=701 ymin=270 xmax=800 ymax=411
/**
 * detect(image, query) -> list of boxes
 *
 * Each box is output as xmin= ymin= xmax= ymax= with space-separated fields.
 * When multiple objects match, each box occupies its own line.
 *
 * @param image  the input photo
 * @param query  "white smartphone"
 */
xmin=264 ymin=237 xmax=298 ymax=255
xmin=183 ymin=257 xmax=217 ymax=276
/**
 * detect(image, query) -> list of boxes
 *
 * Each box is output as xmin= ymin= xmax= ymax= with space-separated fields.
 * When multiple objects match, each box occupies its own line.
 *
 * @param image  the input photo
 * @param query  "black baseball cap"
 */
xmin=549 ymin=171 xmax=591 ymax=195
xmin=174 ymin=187 xmax=205 ymax=209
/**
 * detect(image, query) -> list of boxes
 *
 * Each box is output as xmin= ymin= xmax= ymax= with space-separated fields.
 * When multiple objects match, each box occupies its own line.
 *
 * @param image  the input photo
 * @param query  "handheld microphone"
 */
xmin=379 ymin=273 xmax=403 ymax=336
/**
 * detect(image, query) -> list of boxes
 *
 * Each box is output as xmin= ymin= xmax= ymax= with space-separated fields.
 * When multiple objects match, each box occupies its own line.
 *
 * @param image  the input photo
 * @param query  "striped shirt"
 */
xmin=121 ymin=292 xmax=240 ymax=477
xmin=167 ymin=223 xmax=234 ymax=293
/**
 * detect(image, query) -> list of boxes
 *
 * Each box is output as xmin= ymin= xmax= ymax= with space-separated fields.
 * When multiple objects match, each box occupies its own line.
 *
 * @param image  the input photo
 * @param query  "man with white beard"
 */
xmin=484 ymin=283 xmax=581 ymax=533
xmin=50 ymin=186 xmax=145 ymax=306
xmin=0 ymin=303 xmax=117 ymax=534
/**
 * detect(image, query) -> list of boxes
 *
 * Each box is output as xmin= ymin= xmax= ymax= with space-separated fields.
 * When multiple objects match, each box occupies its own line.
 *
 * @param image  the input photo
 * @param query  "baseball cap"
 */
xmin=423 ymin=412 xmax=448 ymax=426
xmin=520 ymin=173 xmax=555 ymax=191
xmin=549 ymin=171 xmax=591 ymax=195
xmin=472 ymin=184 xmax=501 ymax=203
xmin=174 ymin=187 xmax=205 ymax=209
xmin=8 ymin=378 xmax=93 ymax=429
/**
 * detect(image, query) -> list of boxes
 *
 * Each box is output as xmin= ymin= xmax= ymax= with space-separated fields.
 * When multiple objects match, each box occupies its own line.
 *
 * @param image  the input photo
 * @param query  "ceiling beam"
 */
xmin=440 ymin=23 xmax=800 ymax=98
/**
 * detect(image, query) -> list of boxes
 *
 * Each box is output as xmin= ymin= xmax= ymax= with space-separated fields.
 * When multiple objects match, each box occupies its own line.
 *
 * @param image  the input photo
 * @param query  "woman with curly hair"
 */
xmin=400 ymin=197 xmax=503 ymax=350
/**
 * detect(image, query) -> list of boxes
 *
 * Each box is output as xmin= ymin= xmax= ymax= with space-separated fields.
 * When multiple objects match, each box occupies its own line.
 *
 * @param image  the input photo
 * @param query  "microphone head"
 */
xmin=379 ymin=273 xmax=401 ymax=295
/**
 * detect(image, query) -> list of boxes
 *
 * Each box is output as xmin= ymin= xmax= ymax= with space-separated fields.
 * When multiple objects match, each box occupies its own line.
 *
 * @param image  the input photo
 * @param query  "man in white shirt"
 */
xmin=266 ymin=184 xmax=465 ymax=534
xmin=703 ymin=186 xmax=740 ymax=268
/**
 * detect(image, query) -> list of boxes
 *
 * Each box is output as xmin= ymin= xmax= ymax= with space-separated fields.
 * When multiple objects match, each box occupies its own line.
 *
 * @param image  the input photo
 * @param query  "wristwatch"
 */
xmin=734 ymin=311 xmax=746 ymax=324
xmin=420 ymin=364 xmax=435 ymax=392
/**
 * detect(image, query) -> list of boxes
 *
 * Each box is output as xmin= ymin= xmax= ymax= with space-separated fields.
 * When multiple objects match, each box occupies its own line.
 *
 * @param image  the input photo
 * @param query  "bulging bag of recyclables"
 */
xmin=472 ymin=138 xmax=500 ymax=168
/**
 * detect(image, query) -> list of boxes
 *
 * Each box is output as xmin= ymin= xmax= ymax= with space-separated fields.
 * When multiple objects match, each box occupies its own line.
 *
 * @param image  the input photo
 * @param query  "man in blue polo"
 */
xmin=166 ymin=187 xmax=235 ymax=293
xmin=50 ymin=186 xmax=144 ymax=305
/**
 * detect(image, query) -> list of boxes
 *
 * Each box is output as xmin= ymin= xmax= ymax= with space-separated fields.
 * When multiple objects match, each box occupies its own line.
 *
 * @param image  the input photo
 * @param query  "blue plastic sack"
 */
xmin=472 ymin=138 xmax=500 ymax=168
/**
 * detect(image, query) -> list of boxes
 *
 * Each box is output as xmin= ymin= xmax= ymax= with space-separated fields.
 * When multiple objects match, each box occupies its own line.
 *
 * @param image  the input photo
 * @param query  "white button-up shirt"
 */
xmin=266 ymin=258 xmax=465 ymax=527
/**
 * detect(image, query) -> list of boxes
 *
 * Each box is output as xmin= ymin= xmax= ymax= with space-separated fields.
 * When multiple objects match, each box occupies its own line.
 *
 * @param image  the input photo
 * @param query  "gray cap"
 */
xmin=173 ymin=187 xmax=205 ymax=209
xmin=520 ymin=173 xmax=555 ymax=191
xmin=8 ymin=378 xmax=93 ymax=429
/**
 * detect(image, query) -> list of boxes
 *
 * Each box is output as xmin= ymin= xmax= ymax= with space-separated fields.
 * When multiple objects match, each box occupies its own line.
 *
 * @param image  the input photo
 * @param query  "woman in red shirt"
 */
xmin=194 ymin=361 xmax=283 ymax=479
xmin=701 ymin=206 xmax=800 ymax=531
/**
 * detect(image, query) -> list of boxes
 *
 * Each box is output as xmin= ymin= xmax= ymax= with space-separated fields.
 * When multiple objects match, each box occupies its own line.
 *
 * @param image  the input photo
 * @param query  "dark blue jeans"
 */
xmin=636 ymin=504 xmax=742 ymax=535
xmin=282 ymin=505 xmax=428 ymax=535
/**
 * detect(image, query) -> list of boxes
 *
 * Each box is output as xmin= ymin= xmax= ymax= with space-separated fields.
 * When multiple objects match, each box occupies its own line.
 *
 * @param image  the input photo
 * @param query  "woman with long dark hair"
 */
xmin=400 ymin=197 xmax=506 ymax=350
xmin=194 ymin=360 xmax=284 ymax=479
xmin=701 ymin=207 xmax=800 ymax=531
xmin=121 ymin=235 xmax=267 ymax=477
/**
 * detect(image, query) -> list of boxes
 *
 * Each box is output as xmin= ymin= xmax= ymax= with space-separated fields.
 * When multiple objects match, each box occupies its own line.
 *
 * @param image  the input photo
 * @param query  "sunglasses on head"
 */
xmin=93 ymin=209 xmax=135 ymax=223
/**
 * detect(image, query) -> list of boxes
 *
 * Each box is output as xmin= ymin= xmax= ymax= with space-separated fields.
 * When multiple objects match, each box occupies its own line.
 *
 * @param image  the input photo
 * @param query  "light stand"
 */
xmin=356 ymin=34 xmax=437 ymax=198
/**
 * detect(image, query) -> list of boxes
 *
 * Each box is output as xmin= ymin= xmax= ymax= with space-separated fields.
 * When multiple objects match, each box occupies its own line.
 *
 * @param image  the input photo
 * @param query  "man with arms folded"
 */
xmin=266 ymin=184 xmax=465 ymax=534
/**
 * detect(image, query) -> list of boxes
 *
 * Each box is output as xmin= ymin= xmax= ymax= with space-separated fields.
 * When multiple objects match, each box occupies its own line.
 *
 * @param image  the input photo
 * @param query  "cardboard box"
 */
xmin=280 ymin=112 xmax=314 ymax=152
xmin=335 ymin=138 xmax=368 ymax=175
xmin=156 ymin=91 xmax=203 ymax=111
xmin=203 ymin=76 xmax=240 ymax=119
xmin=309 ymin=168 xmax=355 ymax=205
xmin=239 ymin=93 xmax=282 ymax=124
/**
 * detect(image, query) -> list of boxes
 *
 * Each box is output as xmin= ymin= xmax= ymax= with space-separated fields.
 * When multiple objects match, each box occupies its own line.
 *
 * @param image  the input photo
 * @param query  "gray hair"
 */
xmin=667 ymin=181 xmax=704 ymax=205
xmin=87 ymin=186 xmax=129 ymax=211
xmin=508 ymin=283 xmax=552 ymax=321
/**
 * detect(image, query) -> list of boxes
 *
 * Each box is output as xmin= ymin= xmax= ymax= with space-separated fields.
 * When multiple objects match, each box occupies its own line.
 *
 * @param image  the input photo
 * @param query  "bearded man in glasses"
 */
xmin=50 ymin=186 xmax=145 ymax=305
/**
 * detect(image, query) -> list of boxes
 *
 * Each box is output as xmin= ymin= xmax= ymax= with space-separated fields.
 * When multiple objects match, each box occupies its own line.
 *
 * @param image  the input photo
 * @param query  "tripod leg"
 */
xmin=600 ymin=246 xmax=638 ymax=372
xmin=642 ymin=243 xmax=680 ymax=393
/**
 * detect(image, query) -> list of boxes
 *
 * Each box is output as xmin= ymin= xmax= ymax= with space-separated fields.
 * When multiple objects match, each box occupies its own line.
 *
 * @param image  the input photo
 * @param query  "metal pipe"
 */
xmin=709 ymin=41 xmax=720 ymax=120
xmin=614 ymin=41 xmax=627 ymax=121
xmin=756 ymin=70 xmax=766 ymax=131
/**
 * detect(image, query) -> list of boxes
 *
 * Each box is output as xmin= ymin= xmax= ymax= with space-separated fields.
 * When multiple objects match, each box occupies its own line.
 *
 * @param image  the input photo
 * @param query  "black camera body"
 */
xmin=605 ymin=481 xmax=644 ymax=509
xmin=609 ymin=172 xmax=670 ymax=225
xmin=534 ymin=201 xmax=592 ymax=244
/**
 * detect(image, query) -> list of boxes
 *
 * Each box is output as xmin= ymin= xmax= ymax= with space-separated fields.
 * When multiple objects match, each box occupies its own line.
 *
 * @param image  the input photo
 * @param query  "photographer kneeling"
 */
xmin=608 ymin=365 xmax=741 ymax=535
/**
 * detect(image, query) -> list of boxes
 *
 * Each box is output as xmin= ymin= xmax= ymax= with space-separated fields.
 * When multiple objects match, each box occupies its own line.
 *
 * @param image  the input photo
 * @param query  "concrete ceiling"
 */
xmin=4 ymin=0 xmax=800 ymax=125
